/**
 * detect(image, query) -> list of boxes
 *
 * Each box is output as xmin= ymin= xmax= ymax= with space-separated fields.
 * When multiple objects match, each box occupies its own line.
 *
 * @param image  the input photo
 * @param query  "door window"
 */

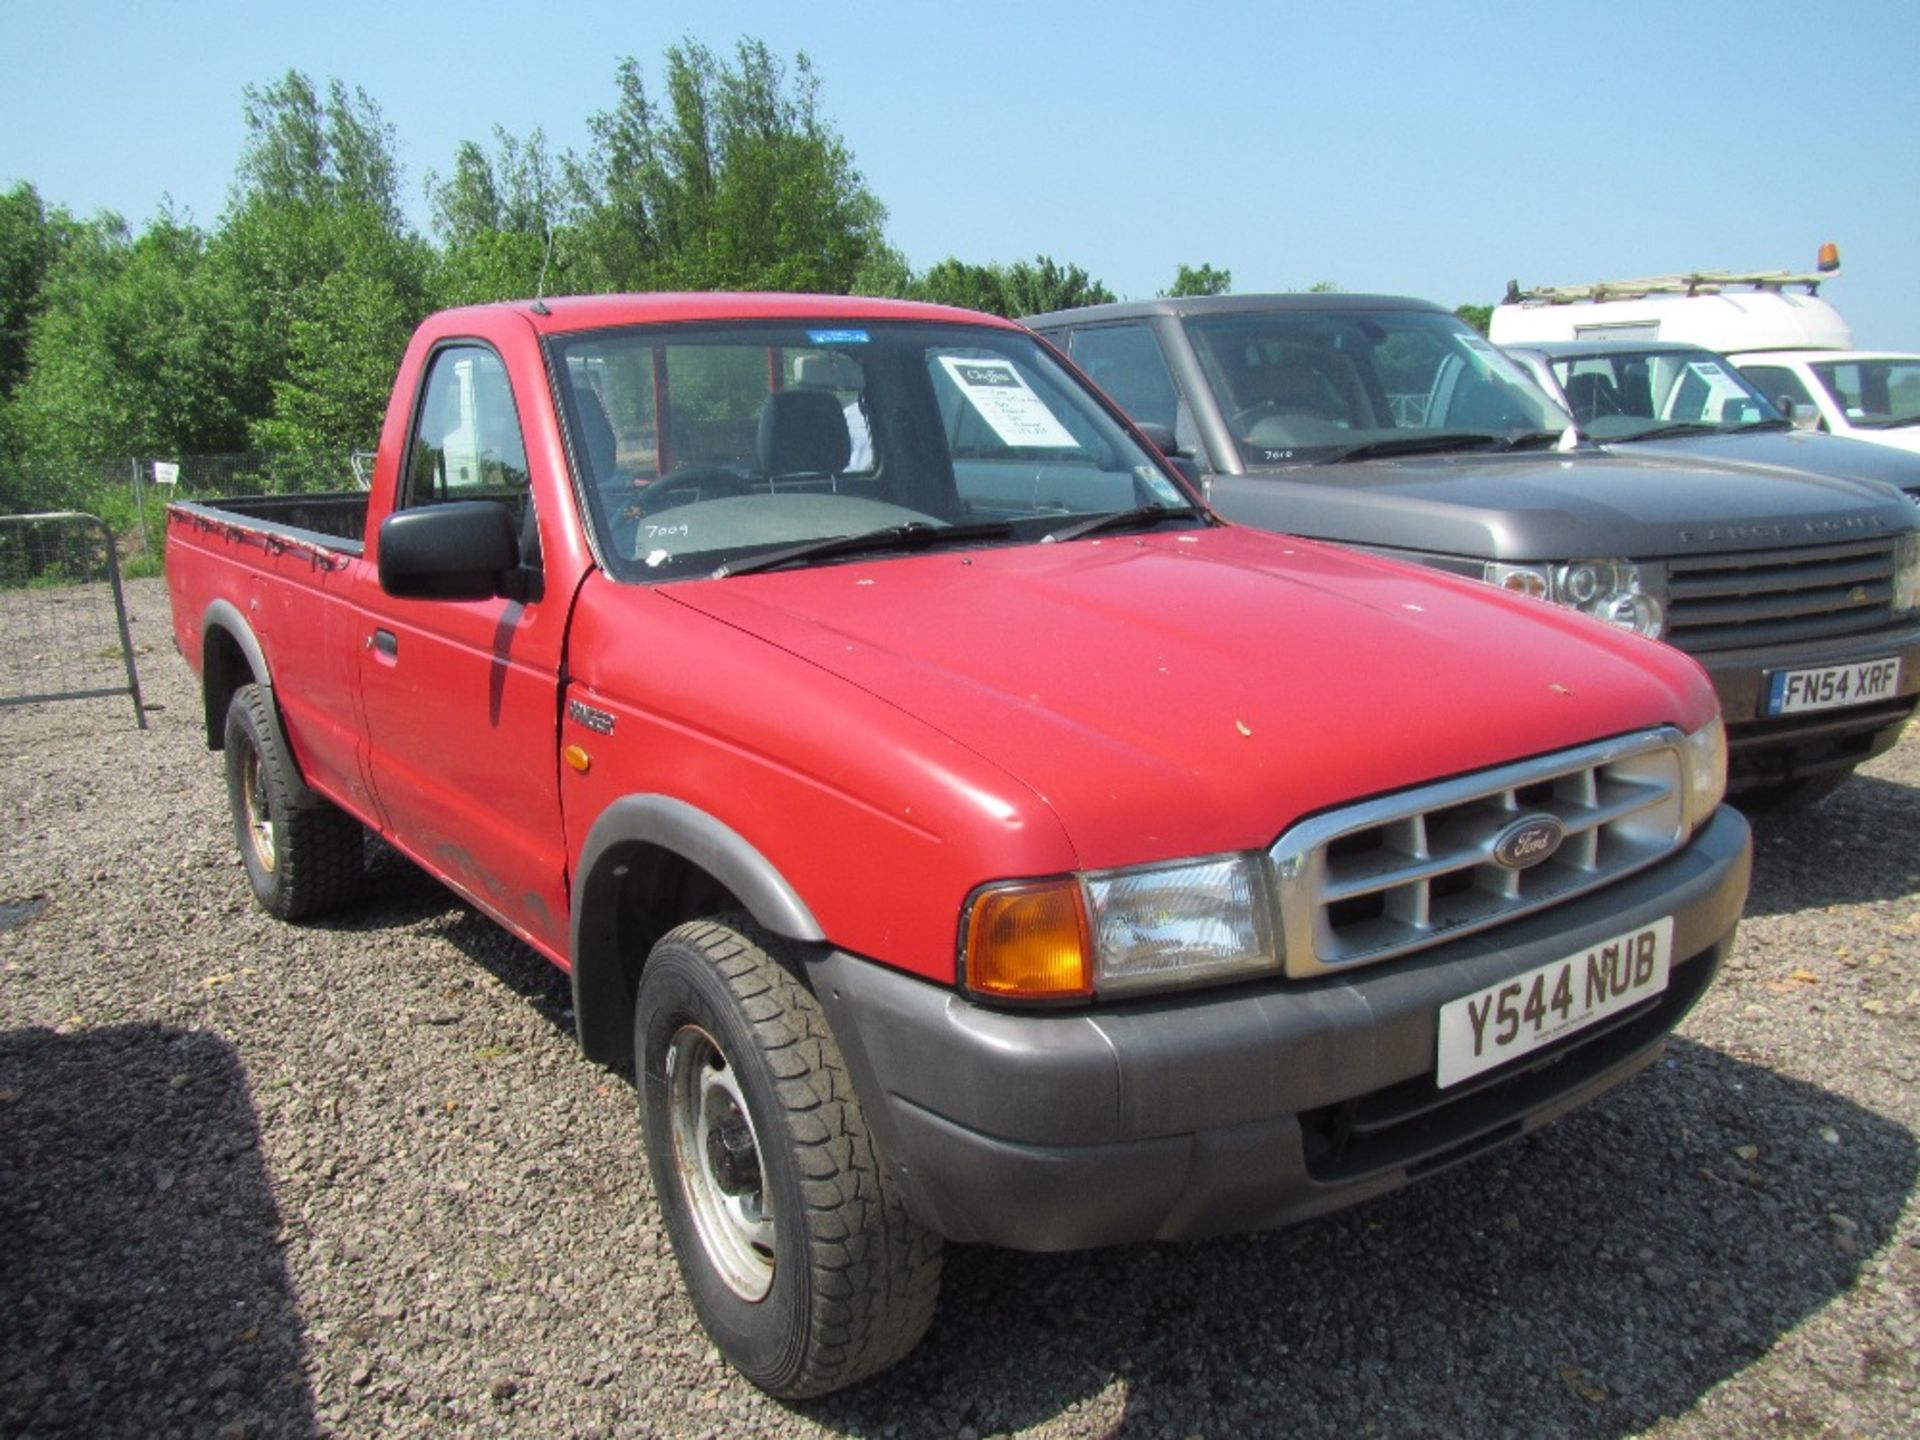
xmin=405 ymin=344 xmax=532 ymax=521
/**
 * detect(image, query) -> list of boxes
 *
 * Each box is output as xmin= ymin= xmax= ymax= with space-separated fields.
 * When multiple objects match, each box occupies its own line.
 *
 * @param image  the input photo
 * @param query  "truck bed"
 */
xmin=171 ymin=492 xmax=370 ymax=552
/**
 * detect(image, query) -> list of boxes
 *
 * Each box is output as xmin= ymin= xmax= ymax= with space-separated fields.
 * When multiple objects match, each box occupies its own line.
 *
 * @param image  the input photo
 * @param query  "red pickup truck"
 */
xmin=167 ymin=293 xmax=1751 ymax=1397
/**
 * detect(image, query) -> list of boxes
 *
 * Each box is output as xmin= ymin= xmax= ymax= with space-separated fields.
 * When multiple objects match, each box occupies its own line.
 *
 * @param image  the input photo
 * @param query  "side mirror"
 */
xmin=1133 ymin=421 xmax=1203 ymax=489
xmin=1135 ymin=421 xmax=1181 ymax=454
xmin=378 ymin=500 xmax=519 ymax=600
xmin=1782 ymin=398 xmax=1821 ymax=433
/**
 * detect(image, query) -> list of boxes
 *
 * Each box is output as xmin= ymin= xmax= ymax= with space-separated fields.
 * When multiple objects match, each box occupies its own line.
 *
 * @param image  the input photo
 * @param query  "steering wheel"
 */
xmin=631 ymin=466 xmax=754 ymax=514
xmin=1226 ymin=400 xmax=1282 ymax=433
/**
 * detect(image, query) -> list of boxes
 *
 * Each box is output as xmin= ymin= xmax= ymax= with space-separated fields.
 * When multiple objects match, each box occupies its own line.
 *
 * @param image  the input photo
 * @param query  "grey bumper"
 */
xmin=1693 ymin=620 xmax=1920 ymax=787
xmin=808 ymin=806 xmax=1751 ymax=1250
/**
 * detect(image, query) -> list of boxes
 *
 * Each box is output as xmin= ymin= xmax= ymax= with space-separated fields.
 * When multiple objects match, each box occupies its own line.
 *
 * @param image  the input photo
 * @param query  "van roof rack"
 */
xmin=1504 ymin=266 xmax=1837 ymax=306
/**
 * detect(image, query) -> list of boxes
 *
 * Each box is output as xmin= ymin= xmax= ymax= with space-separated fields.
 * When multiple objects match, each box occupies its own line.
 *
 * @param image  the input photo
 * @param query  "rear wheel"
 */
xmin=635 ymin=916 xmax=942 ymax=1398
xmin=222 ymin=684 xmax=362 ymax=920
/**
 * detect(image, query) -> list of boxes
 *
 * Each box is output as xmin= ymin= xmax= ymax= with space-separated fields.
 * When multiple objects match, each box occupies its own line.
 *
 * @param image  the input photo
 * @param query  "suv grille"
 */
xmin=1270 ymin=731 xmax=1687 ymax=978
xmin=1665 ymin=539 xmax=1898 ymax=653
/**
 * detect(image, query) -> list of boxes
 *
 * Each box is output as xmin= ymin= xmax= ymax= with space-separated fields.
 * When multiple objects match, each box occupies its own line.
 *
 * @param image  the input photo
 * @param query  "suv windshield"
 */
xmin=1184 ymin=309 xmax=1567 ymax=466
xmin=1809 ymin=357 xmax=1920 ymax=430
xmin=549 ymin=321 xmax=1195 ymax=581
xmin=1548 ymin=348 xmax=1782 ymax=439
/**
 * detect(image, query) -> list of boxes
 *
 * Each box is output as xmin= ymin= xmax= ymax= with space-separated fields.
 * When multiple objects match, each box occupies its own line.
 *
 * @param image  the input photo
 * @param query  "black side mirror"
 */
xmin=1133 ymin=421 xmax=1204 ymax=489
xmin=379 ymin=500 xmax=519 ymax=600
xmin=1781 ymin=398 xmax=1821 ymax=433
xmin=1135 ymin=421 xmax=1182 ymax=455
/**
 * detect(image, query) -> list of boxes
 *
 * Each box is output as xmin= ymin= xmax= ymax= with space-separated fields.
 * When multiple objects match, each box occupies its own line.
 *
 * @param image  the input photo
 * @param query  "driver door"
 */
xmin=355 ymin=341 xmax=571 ymax=958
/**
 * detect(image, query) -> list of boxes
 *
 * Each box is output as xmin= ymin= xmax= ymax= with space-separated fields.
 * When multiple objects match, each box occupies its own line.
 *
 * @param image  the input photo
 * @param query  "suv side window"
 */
xmin=1066 ymin=325 xmax=1199 ymax=452
xmin=406 ymin=344 xmax=533 ymax=521
xmin=1737 ymin=363 xmax=1819 ymax=418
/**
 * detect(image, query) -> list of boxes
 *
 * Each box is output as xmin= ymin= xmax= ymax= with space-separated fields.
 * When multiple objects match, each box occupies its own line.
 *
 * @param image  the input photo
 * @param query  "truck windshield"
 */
xmin=548 ymin=320 xmax=1195 ymax=581
xmin=1548 ymin=347 xmax=1785 ymax=440
xmin=1809 ymin=357 xmax=1920 ymax=430
xmin=1184 ymin=309 xmax=1568 ymax=467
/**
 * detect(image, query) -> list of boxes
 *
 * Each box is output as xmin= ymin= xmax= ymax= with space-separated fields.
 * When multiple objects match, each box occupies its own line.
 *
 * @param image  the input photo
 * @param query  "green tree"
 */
xmin=1454 ymin=302 xmax=1493 ymax=335
xmin=9 ymin=210 xmax=246 ymax=467
xmin=427 ymin=127 xmax=562 ymax=247
xmin=1 ymin=182 xmax=74 ymax=401
xmin=210 ymin=70 xmax=432 ymax=454
xmin=567 ymin=40 xmax=888 ymax=293
xmin=910 ymin=254 xmax=1115 ymax=318
xmin=1163 ymin=262 xmax=1231 ymax=298
xmin=234 ymin=71 xmax=403 ymax=229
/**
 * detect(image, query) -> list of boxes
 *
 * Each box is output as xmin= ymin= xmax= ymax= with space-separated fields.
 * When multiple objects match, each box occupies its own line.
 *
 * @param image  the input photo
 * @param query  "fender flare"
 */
xmin=569 ymin=795 xmax=824 ymax=1065
xmin=198 ymin=600 xmax=320 ymax=810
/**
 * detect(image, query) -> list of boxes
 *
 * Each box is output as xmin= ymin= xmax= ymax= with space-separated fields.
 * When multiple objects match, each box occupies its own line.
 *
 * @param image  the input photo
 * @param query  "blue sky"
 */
xmin=4 ymin=0 xmax=1916 ymax=345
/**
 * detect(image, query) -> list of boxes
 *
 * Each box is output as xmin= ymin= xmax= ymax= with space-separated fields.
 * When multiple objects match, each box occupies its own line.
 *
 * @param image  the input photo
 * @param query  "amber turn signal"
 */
xmin=563 ymin=744 xmax=593 ymax=774
xmin=964 ymin=880 xmax=1092 ymax=1000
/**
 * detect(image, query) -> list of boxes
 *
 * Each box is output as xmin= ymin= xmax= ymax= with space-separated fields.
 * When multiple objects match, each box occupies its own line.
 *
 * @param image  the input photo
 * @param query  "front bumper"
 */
xmin=807 ymin=806 xmax=1751 ymax=1250
xmin=1689 ymin=621 xmax=1920 ymax=788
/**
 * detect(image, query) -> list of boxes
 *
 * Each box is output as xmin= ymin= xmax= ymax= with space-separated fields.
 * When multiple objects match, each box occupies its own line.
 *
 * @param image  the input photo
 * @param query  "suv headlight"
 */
xmin=1484 ymin=559 xmax=1667 ymax=638
xmin=1681 ymin=715 xmax=1729 ymax=833
xmin=964 ymin=854 xmax=1280 ymax=1002
xmin=1895 ymin=531 xmax=1919 ymax=613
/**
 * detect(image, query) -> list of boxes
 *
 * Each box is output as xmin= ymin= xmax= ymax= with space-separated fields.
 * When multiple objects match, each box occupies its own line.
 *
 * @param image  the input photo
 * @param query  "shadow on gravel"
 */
xmin=314 ymin=840 xmax=578 ymax=1041
xmin=805 ymin=1039 xmax=1916 ymax=1440
xmin=1739 ymin=771 xmax=1920 ymax=918
xmin=0 ymin=1024 xmax=314 ymax=1440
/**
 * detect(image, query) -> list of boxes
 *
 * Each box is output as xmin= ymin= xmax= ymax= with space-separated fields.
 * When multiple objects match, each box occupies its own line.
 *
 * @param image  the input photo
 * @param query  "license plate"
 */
xmin=1765 ymin=657 xmax=1901 ymax=716
xmin=1435 ymin=917 xmax=1673 ymax=1089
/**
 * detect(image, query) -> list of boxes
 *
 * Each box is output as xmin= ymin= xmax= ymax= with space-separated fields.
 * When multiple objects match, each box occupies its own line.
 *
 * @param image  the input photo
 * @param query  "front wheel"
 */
xmin=635 ymin=916 xmax=942 ymax=1398
xmin=222 ymin=684 xmax=362 ymax=920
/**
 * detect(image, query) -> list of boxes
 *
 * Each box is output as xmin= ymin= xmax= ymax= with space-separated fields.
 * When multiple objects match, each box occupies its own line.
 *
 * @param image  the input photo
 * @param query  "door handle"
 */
xmin=372 ymin=629 xmax=398 ymax=658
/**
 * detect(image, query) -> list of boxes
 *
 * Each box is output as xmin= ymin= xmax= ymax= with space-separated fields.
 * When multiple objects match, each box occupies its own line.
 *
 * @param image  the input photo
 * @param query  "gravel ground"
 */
xmin=2 ymin=576 xmax=1916 ymax=1440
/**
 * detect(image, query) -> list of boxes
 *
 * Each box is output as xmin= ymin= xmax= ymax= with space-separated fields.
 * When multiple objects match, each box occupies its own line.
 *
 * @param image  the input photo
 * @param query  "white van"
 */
xmin=1490 ymin=250 xmax=1920 ymax=456
xmin=1488 ymin=254 xmax=1851 ymax=351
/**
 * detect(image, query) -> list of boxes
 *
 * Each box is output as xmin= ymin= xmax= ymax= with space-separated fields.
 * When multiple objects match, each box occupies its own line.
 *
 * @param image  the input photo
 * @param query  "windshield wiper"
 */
xmin=713 ymin=520 xmax=1014 ymax=578
xmin=1042 ymin=503 xmax=1203 ymax=543
xmin=1319 ymin=432 xmax=1508 ymax=463
xmin=1853 ymin=415 xmax=1920 ymax=430
xmin=1488 ymin=429 xmax=1572 ymax=451
xmin=1617 ymin=421 xmax=1725 ymax=441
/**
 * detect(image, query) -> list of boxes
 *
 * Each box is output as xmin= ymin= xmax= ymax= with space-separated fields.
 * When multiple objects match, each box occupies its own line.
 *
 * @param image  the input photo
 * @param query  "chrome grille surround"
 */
xmin=1664 ymin=539 xmax=1899 ymax=653
xmin=1270 ymin=729 xmax=1688 ymax=978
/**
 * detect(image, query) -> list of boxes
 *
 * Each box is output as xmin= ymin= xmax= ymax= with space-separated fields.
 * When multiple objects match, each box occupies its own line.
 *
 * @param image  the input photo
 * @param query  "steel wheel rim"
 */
xmin=666 ymin=1023 xmax=774 ymax=1301
xmin=240 ymin=745 xmax=276 ymax=873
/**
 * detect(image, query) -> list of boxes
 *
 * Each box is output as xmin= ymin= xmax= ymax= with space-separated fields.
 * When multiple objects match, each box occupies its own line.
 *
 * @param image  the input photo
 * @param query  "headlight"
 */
xmin=1484 ymin=559 xmax=1666 ymax=638
xmin=1085 ymin=855 xmax=1278 ymax=996
xmin=1895 ymin=531 xmax=1920 ymax=613
xmin=963 ymin=855 xmax=1280 ymax=1002
xmin=1680 ymin=715 xmax=1729 ymax=833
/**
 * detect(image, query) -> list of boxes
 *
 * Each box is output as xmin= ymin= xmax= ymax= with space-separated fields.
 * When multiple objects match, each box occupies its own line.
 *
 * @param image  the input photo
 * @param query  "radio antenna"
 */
xmin=530 ymin=226 xmax=555 ymax=316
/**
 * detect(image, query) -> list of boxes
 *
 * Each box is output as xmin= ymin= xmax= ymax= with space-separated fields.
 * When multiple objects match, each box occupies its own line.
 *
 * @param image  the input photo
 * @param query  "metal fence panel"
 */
xmin=0 ymin=512 xmax=148 ymax=729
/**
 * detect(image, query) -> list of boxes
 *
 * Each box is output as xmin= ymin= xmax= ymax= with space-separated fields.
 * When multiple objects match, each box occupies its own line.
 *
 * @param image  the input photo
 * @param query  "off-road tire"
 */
xmin=635 ymin=915 xmax=942 ymax=1398
xmin=223 ymin=684 xmax=363 ymax=920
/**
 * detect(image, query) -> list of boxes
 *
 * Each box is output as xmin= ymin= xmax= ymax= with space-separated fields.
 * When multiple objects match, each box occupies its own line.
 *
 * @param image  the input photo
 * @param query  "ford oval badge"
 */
xmin=1492 ymin=814 xmax=1565 ymax=870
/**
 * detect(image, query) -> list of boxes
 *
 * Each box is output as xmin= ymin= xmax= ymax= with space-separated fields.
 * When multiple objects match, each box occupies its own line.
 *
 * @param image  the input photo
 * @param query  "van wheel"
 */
xmin=635 ymin=916 xmax=942 ymax=1398
xmin=223 ymin=684 xmax=362 ymax=920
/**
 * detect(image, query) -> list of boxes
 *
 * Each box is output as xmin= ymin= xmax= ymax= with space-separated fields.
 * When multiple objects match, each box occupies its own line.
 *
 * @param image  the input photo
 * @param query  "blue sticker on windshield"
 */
xmin=807 ymin=329 xmax=870 ymax=344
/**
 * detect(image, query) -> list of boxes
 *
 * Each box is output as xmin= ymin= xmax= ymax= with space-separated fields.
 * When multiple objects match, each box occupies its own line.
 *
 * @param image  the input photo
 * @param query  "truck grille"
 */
xmin=1269 ymin=731 xmax=1688 ymax=978
xmin=1664 ymin=539 xmax=1898 ymax=653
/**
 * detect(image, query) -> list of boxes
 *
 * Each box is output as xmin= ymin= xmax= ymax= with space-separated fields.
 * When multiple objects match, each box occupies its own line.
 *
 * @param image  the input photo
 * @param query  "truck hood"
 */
xmin=663 ymin=527 xmax=1713 ymax=868
xmin=1210 ymin=447 xmax=1916 ymax=560
xmin=1614 ymin=429 xmax=1920 ymax=499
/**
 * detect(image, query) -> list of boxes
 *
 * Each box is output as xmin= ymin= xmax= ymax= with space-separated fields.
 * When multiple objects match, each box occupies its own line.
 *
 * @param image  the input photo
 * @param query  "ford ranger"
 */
xmin=168 ymin=293 xmax=1750 ymax=1397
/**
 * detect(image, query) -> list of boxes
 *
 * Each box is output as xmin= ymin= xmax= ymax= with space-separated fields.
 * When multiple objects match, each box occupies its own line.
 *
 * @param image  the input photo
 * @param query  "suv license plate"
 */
xmin=1766 ymin=657 xmax=1900 ymax=716
xmin=1436 ymin=917 xmax=1673 ymax=1089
